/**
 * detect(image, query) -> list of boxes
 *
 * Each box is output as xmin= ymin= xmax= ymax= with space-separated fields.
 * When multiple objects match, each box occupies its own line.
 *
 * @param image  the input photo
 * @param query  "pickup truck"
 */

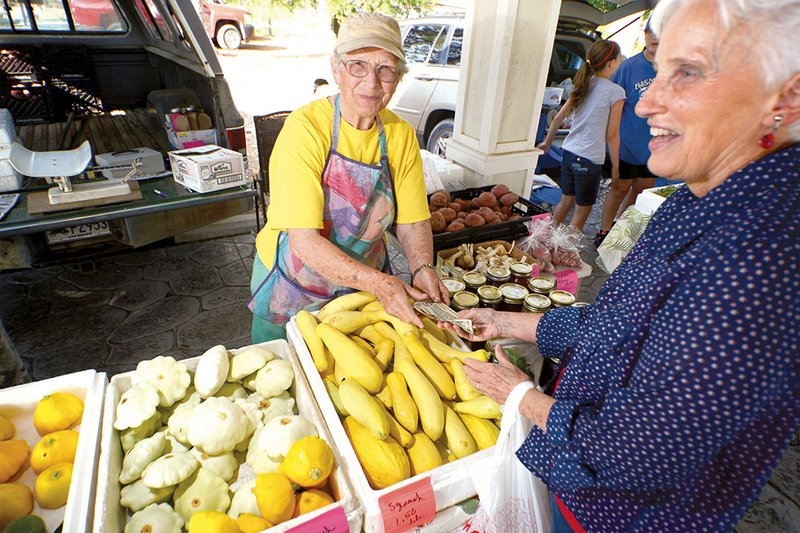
xmin=200 ymin=0 xmax=255 ymax=50
xmin=0 ymin=0 xmax=254 ymax=270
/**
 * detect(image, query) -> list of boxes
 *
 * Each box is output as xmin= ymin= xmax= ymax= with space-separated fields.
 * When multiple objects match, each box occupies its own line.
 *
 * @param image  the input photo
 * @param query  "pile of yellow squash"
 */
xmin=295 ymin=292 xmax=502 ymax=491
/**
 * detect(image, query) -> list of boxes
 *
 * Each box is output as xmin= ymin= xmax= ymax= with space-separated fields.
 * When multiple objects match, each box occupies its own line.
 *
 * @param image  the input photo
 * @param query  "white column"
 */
xmin=446 ymin=0 xmax=562 ymax=197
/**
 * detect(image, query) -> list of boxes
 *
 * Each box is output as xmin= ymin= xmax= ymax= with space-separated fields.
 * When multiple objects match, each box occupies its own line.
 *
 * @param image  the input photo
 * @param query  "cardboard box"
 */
xmin=0 ymin=370 xmax=108 ymax=533
xmin=168 ymin=144 xmax=247 ymax=193
xmin=287 ymin=316 xmax=486 ymax=532
xmin=93 ymin=340 xmax=362 ymax=533
xmin=95 ymin=147 xmax=165 ymax=179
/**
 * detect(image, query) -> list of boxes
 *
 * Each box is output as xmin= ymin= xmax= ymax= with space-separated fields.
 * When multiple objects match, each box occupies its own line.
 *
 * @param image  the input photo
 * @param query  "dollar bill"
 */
xmin=413 ymin=301 xmax=474 ymax=335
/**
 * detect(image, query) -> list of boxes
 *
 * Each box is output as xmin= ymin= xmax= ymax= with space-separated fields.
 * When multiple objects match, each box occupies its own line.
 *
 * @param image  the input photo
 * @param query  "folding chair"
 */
xmin=253 ymin=111 xmax=291 ymax=230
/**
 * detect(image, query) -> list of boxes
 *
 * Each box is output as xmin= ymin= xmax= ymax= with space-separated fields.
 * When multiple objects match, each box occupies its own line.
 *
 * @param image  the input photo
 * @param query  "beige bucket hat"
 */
xmin=335 ymin=12 xmax=405 ymax=61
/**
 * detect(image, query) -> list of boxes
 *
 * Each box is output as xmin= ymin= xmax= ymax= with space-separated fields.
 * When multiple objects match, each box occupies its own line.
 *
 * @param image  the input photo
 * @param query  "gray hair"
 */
xmin=650 ymin=0 xmax=800 ymax=139
xmin=332 ymin=50 xmax=409 ymax=82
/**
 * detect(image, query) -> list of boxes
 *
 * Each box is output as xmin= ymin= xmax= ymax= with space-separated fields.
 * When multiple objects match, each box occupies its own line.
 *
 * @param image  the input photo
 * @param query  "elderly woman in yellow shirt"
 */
xmin=249 ymin=12 xmax=448 ymax=342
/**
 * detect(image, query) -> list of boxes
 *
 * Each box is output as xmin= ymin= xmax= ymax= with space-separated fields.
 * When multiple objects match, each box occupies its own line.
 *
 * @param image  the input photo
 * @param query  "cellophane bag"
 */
xmin=517 ymin=217 xmax=554 ymax=272
xmin=547 ymin=223 xmax=585 ymax=268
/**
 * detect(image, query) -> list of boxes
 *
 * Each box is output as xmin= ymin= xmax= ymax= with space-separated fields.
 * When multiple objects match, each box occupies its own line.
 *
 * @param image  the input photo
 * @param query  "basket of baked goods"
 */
xmin=427 ymin=184 xmax=548 ymax=252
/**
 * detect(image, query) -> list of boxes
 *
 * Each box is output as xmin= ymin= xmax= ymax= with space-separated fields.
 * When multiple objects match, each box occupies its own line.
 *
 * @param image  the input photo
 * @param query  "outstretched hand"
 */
xmin=439 ymin=307 xmax=500 ymax=342
xmin=373 ymin=274 xmax=426 ymax=327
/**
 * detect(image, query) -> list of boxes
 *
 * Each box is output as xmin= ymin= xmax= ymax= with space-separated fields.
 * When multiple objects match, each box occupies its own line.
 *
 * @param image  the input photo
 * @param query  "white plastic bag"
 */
xmin=468 ymin=381 xmax=552 ymax=533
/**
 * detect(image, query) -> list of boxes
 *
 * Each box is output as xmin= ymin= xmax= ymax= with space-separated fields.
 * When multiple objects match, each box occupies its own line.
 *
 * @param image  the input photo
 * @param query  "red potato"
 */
xmin=476 ymin=206 xmax=495 ymax=223
xmin=430 ymin=191 xmax=449 ymax=209
xmin=491 ymin=184 xmax=510 ymax=199
xmin=465 ymin=213 xmax=486 ymax=227
xmin=446 ymin=221 xmax=466 ymax=232
xmin=448 ymin=202 xmax=462 ymax=212
xmin=476 ymin=191 xmax=499 ymax=208
xmin=499 ymin=192 xmax=520 ymax=207
xmin=431 ymin=211 xmax=447 ymax=232
xmin=438 ymin=207 xmax=457 ymax=223
xmin=455 ymin=198 xmax=471 ymax=209
xmin=487 ymin=215 xmax=503 ymax=225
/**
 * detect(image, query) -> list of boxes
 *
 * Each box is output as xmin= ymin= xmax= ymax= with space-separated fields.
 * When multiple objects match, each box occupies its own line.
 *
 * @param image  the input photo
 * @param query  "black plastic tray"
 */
xmin=429 ymin=186 xmax=548 ymax=252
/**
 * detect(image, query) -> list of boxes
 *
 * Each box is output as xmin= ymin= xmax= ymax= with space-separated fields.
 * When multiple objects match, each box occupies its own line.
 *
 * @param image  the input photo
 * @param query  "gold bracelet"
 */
xmin=411 ymin=263 xmax=434 ymax=282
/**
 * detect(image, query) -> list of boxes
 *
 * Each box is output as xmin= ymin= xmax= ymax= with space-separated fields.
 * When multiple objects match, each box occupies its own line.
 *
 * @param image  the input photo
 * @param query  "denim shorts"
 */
xmin=560 ymin=149 xmax=602 ymax=206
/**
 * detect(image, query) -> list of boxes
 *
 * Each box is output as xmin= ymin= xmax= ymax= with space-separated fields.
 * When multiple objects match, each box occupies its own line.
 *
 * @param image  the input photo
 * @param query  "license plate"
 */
xmin=46 ymin=221 xmax=112 ymax=244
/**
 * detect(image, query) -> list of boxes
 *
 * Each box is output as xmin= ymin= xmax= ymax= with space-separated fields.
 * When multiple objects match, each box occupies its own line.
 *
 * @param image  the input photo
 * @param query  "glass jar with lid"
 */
xmin=497 ymin=283 xmax=528 ymax=312
xmin=452 ymin=290 xmax=480 ymax=311
xmin=477 ymin=285 xmax=502 ymax=308
xmin=441 ymin=277 xmax=466 ymax=298
xmin=486 ymin=266 xmax=511 ymax=287
xmin=462 ymin=271 xmax=487 ymax=293
xmin=528 ymin=276 xmax=555 ymax=295
xmin=509 ymin=262 xmax=534 ymax=287
xmin=523 ymin=293 xmax=552 ymax=313
xmin=549 ymin=289 xmax=576 ymax=307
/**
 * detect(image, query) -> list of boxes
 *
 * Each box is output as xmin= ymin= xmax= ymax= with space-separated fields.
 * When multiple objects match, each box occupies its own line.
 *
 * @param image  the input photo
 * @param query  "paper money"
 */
xmin=414 ymin=301 xmax=474 ymax=335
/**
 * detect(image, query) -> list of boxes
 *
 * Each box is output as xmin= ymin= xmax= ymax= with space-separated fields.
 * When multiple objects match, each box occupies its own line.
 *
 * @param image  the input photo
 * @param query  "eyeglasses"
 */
xmin=340 ymin=59 xmax=399 ymax=83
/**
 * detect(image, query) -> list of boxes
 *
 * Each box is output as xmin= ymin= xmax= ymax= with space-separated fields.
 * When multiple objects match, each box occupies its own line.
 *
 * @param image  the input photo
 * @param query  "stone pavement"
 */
xmin=0 ymin=203 xmax=797 ymax=531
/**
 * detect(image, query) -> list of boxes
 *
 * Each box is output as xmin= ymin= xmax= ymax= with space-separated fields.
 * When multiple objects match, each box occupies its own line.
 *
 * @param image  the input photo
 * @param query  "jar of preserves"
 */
xmin=523 ymin=293 xmax=551 ymax=313
xmin=509 ymin=262 xmax=534 ymax=286
xmin=452 ymin=290 xmax=480 ymax=311
xmin=528 ymin=276 xmax=555 ymax=294
xmin=441 ymin=277 xmax=466 ymax=298
xmin=486 ymin=266 xmax=511 ymax=287
xmin=571 ymin=302 xmax=590 ymax=308
xmin=497 ymin=283 xmax=528 ymax=312
xmin=549 ymin=289 xmax=576 ymax=307
xmin=462 ymin=271 xmax=487 ymax=293
xmin=477 ymin=285 xmax=502 ymax=308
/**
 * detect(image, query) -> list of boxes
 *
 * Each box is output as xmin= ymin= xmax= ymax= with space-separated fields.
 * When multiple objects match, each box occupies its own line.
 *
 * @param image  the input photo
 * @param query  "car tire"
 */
xmin=426 ymin=118 xmax=454 ymax=157
xmin=217 ymin=24 xmax=242 ymax=50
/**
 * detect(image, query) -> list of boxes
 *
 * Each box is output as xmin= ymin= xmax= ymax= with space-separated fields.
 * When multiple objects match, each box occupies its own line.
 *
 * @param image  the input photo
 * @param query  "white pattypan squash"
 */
xmin=254 ymin=359 xmax=295 ymax=398
xmin=194 ymin=345 xmax=230 ymax=398
xmin=248 ymin=391 xmax=296 ymax=422
xmin=232 ymin=398 xmax=262 ymax=453
xmin=114 ymin=382 xmax=161 ymax=431
xmin=163 ymin=432 xmax=191 ymax=454
xmin=165 ymin=393 xmax=200 ymax=445
xmin=124 ymin=503 xmax=183 ymax=533
xmin=133 ymin=356 xmax=192 ymax=408
xmin=227 ymin=345 xmax=275 ymax=381
xmin=119 ymin=479 xmax=174 ymax=512
xmin=187 ymin=397 xmax=248 ymax=455
xmin=189 ymin=447 xmax=239 ymax=483
xmin=141 ymin=451 xmax=199 ymax=489
xmin=173 ymin=467 xmax=231 ymax=524
xmin=120 ymin=431 xmax=166 ymax=485
xmin=214 ymin=382 xmax=247 ymax=400
xmin=261 ymin=414 xmax=317 ymax=461
xmin=120 ymin=411 xmax=162 ymax=453
xmin=227 ymin=478 xmax=259 ymax=518
xmin=245 ymin=426 xmax=283 ymax=474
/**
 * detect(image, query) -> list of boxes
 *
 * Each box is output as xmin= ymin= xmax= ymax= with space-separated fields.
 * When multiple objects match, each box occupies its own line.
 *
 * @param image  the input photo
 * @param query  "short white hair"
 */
xmin=650 ymin=0 xmax=800 ymax=139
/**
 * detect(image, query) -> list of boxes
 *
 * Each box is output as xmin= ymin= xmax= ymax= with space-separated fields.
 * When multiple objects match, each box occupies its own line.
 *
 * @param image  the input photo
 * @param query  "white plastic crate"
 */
xmin=93 ymin=339 xmax=362 ymax=532
xmin=287 ymin=318 xmax=494 ymax=532
xmin=0 ymin=369 xmax=108 ymax=533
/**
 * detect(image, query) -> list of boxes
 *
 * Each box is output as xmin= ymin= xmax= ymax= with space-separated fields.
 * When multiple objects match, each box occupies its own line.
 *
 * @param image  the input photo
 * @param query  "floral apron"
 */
xmin=248 ymin=96 xmax=396 ymax=327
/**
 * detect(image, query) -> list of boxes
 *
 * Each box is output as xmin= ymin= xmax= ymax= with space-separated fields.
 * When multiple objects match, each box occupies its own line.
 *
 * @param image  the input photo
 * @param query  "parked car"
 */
xmin=199 ymin=0 xmax=254 ymax=50
xmin=0 ymin=0 xmax=252 ymax=269
xmin=390 ymin=0 xmax=650 ymax=157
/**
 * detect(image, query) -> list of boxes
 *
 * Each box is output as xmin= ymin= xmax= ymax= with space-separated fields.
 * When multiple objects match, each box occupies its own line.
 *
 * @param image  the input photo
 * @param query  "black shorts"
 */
xmin=619 ymin=159 xmax=657 ymax=180
xmin=560 ymin=150 xmax=602 ymax=206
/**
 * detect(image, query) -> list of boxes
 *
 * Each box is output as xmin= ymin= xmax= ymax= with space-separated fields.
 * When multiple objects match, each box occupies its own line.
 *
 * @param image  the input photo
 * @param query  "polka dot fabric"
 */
xmin=517 ymin=143 xmax=800 ymax=531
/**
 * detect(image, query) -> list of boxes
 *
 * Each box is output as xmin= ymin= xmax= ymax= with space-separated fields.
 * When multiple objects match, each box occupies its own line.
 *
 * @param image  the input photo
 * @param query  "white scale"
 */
xmin=7 ymin=140 xmax=146 ymax=205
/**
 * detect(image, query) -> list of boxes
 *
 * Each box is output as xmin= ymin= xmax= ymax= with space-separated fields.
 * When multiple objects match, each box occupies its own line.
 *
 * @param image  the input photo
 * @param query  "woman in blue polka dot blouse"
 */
xmin=443 ymin=0 xmax=800 ymax=530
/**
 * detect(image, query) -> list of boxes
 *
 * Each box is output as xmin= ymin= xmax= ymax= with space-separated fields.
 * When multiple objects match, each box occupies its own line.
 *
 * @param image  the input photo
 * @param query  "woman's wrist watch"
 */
xmin=411 ymin=263 xmax=435 ymax=283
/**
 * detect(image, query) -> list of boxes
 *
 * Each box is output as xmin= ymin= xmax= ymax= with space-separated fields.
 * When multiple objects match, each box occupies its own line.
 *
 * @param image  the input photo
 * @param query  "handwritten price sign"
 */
xmin=378 ymin=477 xmax=436 ymax=533
xmin=554 ymin=269 xmax=579 ymax=295
xmin=285 ymin=505 xmax=349 ymax=533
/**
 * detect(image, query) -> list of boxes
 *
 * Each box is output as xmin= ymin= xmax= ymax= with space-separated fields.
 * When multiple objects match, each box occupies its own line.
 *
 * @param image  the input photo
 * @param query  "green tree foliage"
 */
xmin=327 ymin=0 xmax=433 ymax=25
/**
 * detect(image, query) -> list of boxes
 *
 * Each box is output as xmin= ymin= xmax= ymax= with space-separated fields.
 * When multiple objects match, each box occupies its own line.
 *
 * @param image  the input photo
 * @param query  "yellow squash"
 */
xmin=376 ymin=402 xmax=415 ymax=448
xmin=0 ymin=483 xmax=34 ymax=529
xmin=373 ymin=322 xmax=412 ymax=365
xmin=0 ymin=415 xmax=14 ymax=441
xmin=188 ymin=511 xmax=239 ymax=533
xmin=402 ymin=331 xmax=456 ymax=400
xmin=317 ymin=323 xmax=383 ymax=393
xmin=355 ymin=323 xmax=384 ymax=345
xmin=318 ymin=291 xmax=376 ymax=321
xmin=34 ymin=461 xmax=73 ymax=509
xmin=33 ymin=392 xmax=84 ymax=436
xmin=31 ymin=430 xmax=79 ymax=474
xmin=419 ymin=330 xmax=489 ymax=364
xmin=395 ymin=359 xmax=444 ymax=441
xmin=255 ymin=472 xmax=296 ymax=525
xmin=323 ymin=377 xmax=349 ymax=416
xmin=444 ymin=406 xmax=477 ymax=459
xmin=460 ymin=413 xmax=501 ymax=450
xmin=323 ymin=311 xmax=372 ymax=335
xmin=451 ymin=359 xmax=481 ymax=401
xmin=373 ymin=338 xmax=394 ymax=371
xmin=293 ymin=489 xmax=335 ymax=517
xmin=374 ymin=384 xmax=393 ymax=410
xmin=385 ymin=372 xmax=418 ymax=433
xmin=421 ymin=317 xmax=448 ymax=344
xmin=365 ymin=311 xmax=418 ymax=338
xmin=338 ymin=380 xmax=390 ymax=440
xmin=454 ymin=396 xmax=502 ymax=419
xmin=406 ymin=432 xmax=443 ymax=476
xmin=282 ymin=436 xmax=334 ymax=489
xmin=343 ymin=416 xmax=410 ymax=490
xmin=350 ymin=335 xmax=375 ymax=355
xmin=237 ymin=514 xmax=273 ymax=533
xmin=0 ymin=439 xmax=29 ymax=483
xmin=296 ymin=310 xmax=331 ymax=373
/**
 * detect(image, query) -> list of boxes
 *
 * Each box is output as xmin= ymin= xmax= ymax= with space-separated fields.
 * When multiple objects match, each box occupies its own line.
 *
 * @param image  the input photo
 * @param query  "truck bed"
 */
xmin=16 ymin=109 xmax=167 ymax=154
